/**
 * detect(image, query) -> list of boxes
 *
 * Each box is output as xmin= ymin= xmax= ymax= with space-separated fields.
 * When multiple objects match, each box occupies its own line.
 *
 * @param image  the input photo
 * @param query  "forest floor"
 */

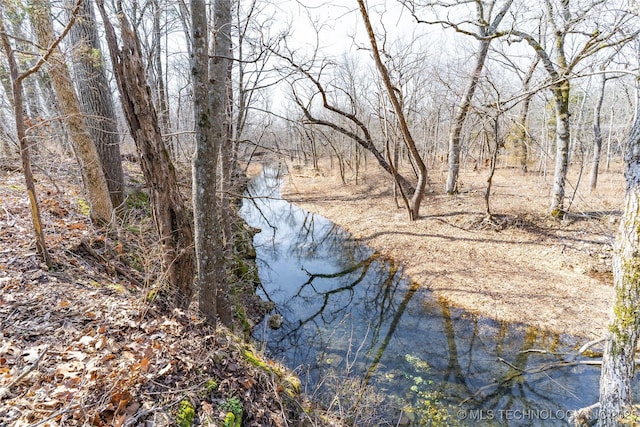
xmin=0 ymin=158 xmax=338 ymax=427
xmin=282 ymin=160 xmax=623 ymax=340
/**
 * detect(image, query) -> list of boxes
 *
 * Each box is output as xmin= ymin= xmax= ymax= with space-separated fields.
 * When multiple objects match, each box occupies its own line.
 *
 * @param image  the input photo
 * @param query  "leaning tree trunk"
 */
xmin=357 ymin=0 xmax=427 ymax=221
xmin=67 ymin=0 xmax=125 ymax=210
xmin=29 ymin=0 xmax=113 ymax=224
xmin=29 ymin=0 xmax=114 ymax=225
xmin=442 ymin=0 xmax=514 ymax=193
xmin=597 ymin=83 xmax=640 ymax=427
xmin=550 ymin=80 xmax=571 ymax=218
xmin=97 ymin=0 xmax=195 ymax=309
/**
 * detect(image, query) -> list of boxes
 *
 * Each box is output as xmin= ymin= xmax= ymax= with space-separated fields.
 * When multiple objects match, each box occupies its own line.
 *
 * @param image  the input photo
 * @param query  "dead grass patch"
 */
xmin=282 ymin=160 xmax=623 ymax=339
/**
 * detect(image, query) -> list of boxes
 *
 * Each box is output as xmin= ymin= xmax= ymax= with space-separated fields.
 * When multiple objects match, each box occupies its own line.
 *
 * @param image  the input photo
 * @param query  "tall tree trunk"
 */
xmin=67 ymin=0 xmax=125 ymax=210
xmin=0 ymin=8 xmax=51 ymax=268
xmin=590 ymin=73 xmax=606 ymax=191
xmin=192 ymin=0 xmax=216 ymax=325
xmin=357 ymin=0 xmax=427 ymax=221
xmin=550 ymin=80 xmax=571 ymax=217
xmin=446 ymin=39 xmax=490 ymax=194
xmin=597 ymin=66 xmax=640 ymax=427
xmin=220 ymin=11 xmax=234 ymax=260
xmin=29 ymin=0 xmax=113 ymax=225
xmin=191 ymin=0 xmax=233 ymax=326
xmin=548 ymin=0 xmax=572 ymax=218
xmin=97 ymin=0 xmax=195 ymax=309
xmin=508 ymin=0 xmax=620 ymax=217
xmin=598 ymin=159 xmax=640 ymax=424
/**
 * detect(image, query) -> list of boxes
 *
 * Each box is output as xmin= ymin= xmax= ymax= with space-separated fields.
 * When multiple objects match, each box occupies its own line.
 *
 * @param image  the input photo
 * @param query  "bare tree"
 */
xmin=0 ymin=1 xmax=69 ymax=267
xmin=191 ymin=0 xmax=233 ymax=325
xmin=509 ymin=0 xmax=636 ymax=217
xmin=232 ymin=0 xmax=285 ymax=167
xmin=357 ymin=0 xmax=428 ymax=220
xmin=597 ymin=44 xmax=640 ymax=427
xmin=282 ymin=54 xmax=413 ymax=191
xmin=400 ymin=0 xmax=514 ymax=194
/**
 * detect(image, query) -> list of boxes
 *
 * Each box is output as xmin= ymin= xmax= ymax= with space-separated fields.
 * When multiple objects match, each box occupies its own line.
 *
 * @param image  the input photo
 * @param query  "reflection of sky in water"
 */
xmin=241 ymin=164 xmax=632 ymax=426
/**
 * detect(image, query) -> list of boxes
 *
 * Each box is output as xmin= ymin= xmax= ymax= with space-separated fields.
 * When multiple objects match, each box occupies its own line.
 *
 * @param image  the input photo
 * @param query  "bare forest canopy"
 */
xmin=0 ymin=0 xmax=638 ymax=202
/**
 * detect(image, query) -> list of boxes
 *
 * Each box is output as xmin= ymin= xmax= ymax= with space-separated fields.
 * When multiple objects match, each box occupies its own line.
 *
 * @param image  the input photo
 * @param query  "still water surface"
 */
xmin=240 ymin=164 xmax=612 ymax=426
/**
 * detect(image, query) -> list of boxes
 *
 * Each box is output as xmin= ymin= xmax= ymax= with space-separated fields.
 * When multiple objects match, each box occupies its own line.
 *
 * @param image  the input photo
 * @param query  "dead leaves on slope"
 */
xmin=0 ymin=263 xmax=323 ymax=427
xmin=1 ymin=166 xmax=340 ymax=427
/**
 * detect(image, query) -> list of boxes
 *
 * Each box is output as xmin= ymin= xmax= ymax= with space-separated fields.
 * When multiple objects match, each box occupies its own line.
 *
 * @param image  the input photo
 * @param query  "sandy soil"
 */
xmin=280 ymin=161 xmax=624 ymax=340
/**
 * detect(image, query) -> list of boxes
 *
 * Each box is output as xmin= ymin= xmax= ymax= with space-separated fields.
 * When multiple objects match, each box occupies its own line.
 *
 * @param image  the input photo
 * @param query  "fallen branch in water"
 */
xmin=519 ymin=337 xmax=606 ymax=358
xmin=461 ymin=357 xmax=601 ymax=405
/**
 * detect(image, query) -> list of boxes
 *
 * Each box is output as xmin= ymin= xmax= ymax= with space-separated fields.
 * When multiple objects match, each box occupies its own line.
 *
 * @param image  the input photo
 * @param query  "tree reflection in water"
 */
xmin=242 ymin=164 xmax=619 ymax=426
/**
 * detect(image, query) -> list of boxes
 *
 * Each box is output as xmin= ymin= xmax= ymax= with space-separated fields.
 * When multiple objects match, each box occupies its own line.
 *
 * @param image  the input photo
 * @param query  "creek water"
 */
xmin=240 ymin=164 xmax=617 ymax=426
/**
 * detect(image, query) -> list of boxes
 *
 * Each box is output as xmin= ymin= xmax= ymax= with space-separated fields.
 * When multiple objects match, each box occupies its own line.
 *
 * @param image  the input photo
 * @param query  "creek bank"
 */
xmin=241 ymin=162 xmax=614 ymax=427
xmin=0 ymin=160 xmax=341 ymax=426
xmin=281 ymin=162 xmax=622 ymax=339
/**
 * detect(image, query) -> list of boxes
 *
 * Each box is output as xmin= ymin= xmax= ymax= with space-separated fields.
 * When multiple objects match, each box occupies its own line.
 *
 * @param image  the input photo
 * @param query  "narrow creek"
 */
xmin=240 ymin=164 xmax=617 ymax=426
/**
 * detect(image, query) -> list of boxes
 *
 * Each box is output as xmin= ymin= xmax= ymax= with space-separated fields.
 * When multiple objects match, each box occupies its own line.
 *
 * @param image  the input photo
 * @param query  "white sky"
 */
xmin=276 ymin=0 xmax=447 ymax=55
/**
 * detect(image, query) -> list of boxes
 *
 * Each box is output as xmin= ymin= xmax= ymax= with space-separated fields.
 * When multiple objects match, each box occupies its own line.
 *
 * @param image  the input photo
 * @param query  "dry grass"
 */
xmin=281 ymin=159 xmax=624 ymax=339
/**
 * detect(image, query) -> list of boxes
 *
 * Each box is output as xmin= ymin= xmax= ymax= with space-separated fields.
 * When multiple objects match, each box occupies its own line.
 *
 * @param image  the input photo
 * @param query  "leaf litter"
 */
xmin=1 ymin=161 xmax=340 ymax=426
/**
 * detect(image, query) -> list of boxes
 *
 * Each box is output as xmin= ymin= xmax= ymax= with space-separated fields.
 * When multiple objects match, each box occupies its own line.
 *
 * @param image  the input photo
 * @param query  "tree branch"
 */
xmin=15 ymin=0 xmax=83 ymax=83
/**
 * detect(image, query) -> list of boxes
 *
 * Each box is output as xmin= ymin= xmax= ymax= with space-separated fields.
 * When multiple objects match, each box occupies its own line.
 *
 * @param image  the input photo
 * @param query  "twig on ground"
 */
xmin=577 ymin=337 xmax=606 ymax=355
xmin=79 ymin=238 xmax=143 ymax=287
xmin=26 ymin=408 xmax=76 ymax=427
xmin=0 ymin=344 xmax=49 ymax=400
